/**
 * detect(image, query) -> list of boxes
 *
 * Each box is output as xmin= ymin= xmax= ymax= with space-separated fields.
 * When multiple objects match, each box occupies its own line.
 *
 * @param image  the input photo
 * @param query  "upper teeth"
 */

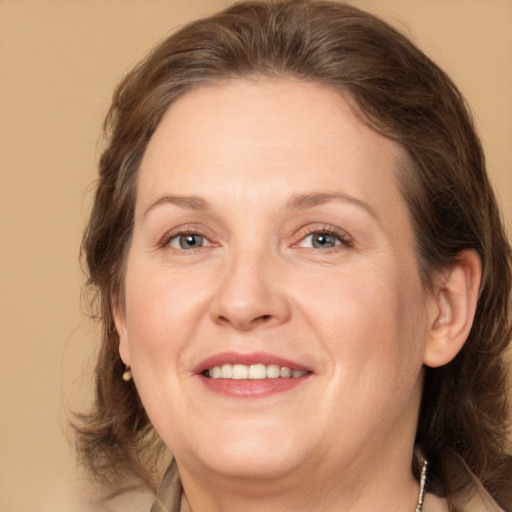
xmin=206 ymin=363 xmax=307 ymax=380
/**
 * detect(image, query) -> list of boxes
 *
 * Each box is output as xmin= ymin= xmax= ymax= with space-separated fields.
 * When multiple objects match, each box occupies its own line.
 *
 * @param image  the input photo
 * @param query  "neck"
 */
xmin=178 ymin=446 xmax=421 ymax=512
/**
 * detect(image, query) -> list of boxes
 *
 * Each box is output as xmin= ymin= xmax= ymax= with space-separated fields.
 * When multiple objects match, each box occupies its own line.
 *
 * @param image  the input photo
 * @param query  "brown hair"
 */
xmin=77 ymin=0 xmax=512 ymax=508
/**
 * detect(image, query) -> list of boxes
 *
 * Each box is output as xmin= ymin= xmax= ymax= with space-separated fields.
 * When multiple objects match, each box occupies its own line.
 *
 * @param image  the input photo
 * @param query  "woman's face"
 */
xmin=115 ymin=79 xmax=433 ymax=486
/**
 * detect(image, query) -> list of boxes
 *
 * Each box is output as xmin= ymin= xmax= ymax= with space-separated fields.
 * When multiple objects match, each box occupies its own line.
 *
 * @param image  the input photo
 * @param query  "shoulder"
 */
xmin=90 ymin=485 xmax=155 ymax=512
xmin=426 ymin=468 xmax=506 ymax=512
xmin=455 ymin=477 xmax=506 ymax=512
xmin=150 ymin=459 xmax=182 ymax=512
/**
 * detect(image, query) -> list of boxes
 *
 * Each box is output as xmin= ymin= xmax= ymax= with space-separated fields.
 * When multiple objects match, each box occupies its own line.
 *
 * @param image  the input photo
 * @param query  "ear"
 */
xmin=424 ymin=249 xmax=482 ymax=368
xmin=112 ymin=296 xmax=131 ymax=367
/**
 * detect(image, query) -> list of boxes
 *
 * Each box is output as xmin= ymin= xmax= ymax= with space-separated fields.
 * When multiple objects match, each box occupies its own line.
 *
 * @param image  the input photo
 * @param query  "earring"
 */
xmin=122 ymin=366 xmax=132 ymax=382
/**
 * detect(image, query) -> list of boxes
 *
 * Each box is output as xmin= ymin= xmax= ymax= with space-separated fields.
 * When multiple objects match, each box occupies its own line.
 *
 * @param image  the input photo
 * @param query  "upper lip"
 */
xmin=193 ymin=351 xmax=312 ymax=374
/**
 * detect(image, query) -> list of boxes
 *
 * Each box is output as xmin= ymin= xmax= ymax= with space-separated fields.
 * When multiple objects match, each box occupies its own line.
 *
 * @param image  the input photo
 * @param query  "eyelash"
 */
xmin=159 ymin=225 xmax=353 ymax=252
xmin=159 ymin=226 xmax=216 ymax=251
xmin=293 ymin=225 xmax=353 ymax=250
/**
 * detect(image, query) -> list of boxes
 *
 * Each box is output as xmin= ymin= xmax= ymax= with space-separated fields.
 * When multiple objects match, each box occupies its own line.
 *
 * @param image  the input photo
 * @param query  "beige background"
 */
xmin=1 ymin=1 xmax=511 ymax=511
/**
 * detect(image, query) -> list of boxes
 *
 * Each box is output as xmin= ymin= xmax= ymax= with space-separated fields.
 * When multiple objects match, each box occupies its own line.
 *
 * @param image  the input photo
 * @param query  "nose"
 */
xmin=209 ymin=249 xmax=291 ymax=331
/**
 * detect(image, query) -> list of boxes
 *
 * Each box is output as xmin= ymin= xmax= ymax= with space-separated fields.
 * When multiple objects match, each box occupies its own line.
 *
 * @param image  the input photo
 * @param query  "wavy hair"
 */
xmin=76 ymin=1 xmax=512 ymax=508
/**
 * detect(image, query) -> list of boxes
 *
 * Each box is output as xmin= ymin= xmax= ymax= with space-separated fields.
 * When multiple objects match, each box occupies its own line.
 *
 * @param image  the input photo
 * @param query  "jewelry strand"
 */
xmin=415 ymin=458 xmax=428 ymax=512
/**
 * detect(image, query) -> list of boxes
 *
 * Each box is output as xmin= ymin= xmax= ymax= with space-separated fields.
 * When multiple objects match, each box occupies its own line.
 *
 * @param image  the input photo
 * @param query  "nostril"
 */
xmin=216 ymin=313 xmax=274 ymax=330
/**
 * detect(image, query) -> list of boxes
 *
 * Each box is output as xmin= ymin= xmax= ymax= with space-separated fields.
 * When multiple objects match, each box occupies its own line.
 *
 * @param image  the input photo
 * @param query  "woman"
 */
xmin=76 ymin=1 xmax=512 ymax=511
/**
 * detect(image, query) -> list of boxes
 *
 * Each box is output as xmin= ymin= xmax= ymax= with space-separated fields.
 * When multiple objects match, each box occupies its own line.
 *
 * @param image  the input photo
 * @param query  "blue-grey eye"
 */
xmin=300 ymin=232 xmax=341 ymax=249
xmin=169 ymin=233 xmax=208 ymax=249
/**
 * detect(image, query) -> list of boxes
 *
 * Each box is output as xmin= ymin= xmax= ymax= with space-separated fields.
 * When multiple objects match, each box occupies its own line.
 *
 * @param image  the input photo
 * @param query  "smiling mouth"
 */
xmin=203 ymin=363 xmax=309 ymax=380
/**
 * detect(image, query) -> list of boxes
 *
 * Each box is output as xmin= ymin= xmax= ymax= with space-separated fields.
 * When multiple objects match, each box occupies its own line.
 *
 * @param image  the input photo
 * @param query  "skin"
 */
xmin=115 ymin=79 xmax=481 ymax=511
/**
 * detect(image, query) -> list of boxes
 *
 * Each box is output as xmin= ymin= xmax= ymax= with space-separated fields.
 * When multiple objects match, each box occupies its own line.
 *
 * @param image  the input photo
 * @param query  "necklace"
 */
xmin=415 ymin=458 xmax=428 ymax=512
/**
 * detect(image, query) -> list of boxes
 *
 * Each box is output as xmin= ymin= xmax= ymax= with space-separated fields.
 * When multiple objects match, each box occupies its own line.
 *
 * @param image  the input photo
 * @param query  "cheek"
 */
xmin=121 ymin=266 xmax=213 ymax=430
xmin=123 ymin=263 xmax=211 ymax=361
xmin=295 ymin=260 xmax=427 ymax=369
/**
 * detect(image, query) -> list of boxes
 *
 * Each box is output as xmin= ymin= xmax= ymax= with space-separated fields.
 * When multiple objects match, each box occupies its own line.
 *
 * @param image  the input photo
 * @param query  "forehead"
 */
xmin=137 ymin=78 xmax=409 ymax=226
xmin=141 ymin=79 xmax=399 ymax=182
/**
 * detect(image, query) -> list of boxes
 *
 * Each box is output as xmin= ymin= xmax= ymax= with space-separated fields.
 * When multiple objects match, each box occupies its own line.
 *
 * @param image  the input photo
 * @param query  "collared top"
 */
xmin=150 ymin=459 xmax=183 ymax=512
xmin=150 ymin=459 xmax=506 ymax=512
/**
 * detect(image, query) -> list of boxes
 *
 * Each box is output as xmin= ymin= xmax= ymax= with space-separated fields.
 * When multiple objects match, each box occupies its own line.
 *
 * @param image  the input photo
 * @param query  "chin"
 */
xmin=202 ymin=451 xmax=302 ymax=481
xmin=174 ymin=424 xmax=307 ymax=480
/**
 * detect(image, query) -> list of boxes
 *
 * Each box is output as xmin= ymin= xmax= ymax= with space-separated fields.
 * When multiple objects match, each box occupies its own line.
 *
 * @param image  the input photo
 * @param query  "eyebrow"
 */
xmin=287 ymin=192 xmax=377 ymax=218
xmin=143 ymin=191 xmax=377 ymax=219
xmin=143 ymin=195 xmax=209 ymax=217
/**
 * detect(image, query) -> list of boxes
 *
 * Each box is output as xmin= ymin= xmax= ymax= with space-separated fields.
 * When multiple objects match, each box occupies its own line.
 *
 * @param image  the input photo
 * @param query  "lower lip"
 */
xmin=198 ymin=374 xmax=311 ymax=398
